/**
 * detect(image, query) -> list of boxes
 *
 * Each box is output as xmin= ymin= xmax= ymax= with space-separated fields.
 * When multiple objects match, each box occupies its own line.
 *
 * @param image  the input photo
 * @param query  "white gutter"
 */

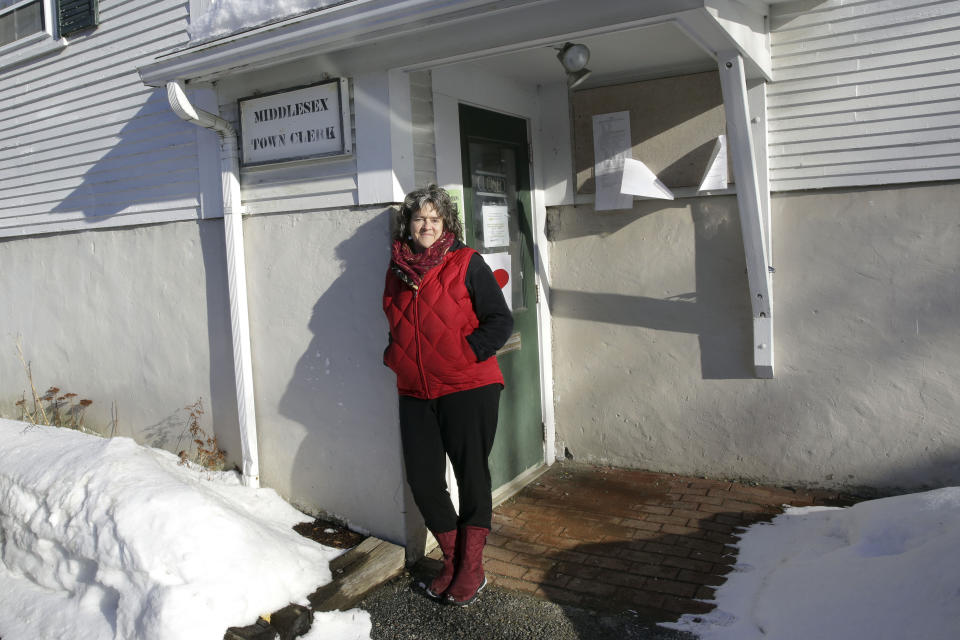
xmin=166 ymin=81 xmax=261 ymax=487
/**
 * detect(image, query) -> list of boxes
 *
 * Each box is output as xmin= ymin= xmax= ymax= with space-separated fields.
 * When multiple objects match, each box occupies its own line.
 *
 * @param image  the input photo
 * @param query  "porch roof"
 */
xmin=138 ymin=0 xmax=776 ymax=89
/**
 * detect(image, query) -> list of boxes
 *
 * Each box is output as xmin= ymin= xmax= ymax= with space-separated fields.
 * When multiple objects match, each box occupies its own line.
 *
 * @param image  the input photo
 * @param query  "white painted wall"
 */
xmin=768 ymin=0 xmax=960 ymax=190
xmin=0 ymin=0 xmax=200 ymax=237
xmin=0 ymin=220 xmax=241 ymax=461
xmin=0 ymin=208 xmax=409 ymax=542
xmin=538 ymin=80 xmax=574 ymax=207
xmin=242 ymin=206 xmax=407 ymax=542
xmin=549 ymin=181 xmax=960 ymax=491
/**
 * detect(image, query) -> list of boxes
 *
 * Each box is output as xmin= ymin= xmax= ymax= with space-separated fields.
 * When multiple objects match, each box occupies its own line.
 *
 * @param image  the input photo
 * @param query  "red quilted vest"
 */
xmin=383 ymin=247 xmax=505 ymax=399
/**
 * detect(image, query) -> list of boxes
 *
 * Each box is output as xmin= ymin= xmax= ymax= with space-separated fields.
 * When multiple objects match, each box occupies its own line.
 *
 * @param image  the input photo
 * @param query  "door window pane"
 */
xmin=468 ymin=141 xmax=526 ymax=311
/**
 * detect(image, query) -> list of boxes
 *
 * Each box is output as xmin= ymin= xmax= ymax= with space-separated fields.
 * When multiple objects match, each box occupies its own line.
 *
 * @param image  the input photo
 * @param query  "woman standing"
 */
xmin=382 ymin=185 xmax=513 ymax=606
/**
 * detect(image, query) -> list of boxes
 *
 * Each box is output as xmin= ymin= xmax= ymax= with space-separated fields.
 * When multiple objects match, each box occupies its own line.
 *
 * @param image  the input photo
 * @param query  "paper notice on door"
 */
xmin=480 ymin=251 xmax=512 ymax=311
xmin=481 ymin=204 xmax=509 ymax=248
xmin=592 ymin=111 xmax=634 ymax=211
xmin=698 ymin=135 xmax=728 ymax=192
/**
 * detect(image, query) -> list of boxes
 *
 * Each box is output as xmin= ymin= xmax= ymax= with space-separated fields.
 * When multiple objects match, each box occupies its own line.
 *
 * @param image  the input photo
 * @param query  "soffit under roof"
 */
xmin=139 ymin=0 xmax=771 ymax=88
xmin=448 ymin=22 xmax=717 ymax=91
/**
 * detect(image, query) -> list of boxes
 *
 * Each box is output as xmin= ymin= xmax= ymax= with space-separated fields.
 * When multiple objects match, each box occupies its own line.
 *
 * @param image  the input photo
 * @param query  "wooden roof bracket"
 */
xmin=718 ymin=50 xmax=774 ymax=378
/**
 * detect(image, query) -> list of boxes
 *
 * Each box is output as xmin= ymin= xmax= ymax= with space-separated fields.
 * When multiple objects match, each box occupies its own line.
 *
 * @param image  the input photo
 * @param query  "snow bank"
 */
xmin=303 ymin=610 xmax=372 ymax=639
xmin=665 ymin=487 xmax=960 ymax=640
xmin=0 ymin=419 xmax=368 ymax=640
xmin=188 ymin=0 xmax=343 ymax=41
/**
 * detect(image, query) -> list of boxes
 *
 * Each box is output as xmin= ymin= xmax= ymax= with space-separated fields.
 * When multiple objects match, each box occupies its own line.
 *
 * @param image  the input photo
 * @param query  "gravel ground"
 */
xmin=358 ymin=569 xmax=698 ymax=640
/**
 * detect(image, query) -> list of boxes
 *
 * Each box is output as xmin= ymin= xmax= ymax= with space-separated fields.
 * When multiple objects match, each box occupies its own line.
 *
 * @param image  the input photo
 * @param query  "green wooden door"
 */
xmin=459 ymin=104 xmax=543 ymax=492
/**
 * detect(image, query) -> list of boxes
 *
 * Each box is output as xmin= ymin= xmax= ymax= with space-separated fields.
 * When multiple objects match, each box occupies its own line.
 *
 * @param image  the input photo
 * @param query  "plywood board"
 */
xmin=572 ymin=71 xmax=729 ymax=192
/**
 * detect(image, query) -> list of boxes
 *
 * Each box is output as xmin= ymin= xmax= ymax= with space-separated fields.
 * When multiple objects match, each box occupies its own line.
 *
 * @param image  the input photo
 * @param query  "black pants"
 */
xmin=398 ymin=384 xmax=501 ymax=532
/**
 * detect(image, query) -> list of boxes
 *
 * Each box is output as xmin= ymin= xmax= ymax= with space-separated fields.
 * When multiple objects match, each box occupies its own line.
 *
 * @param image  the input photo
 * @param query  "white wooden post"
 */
xmin=718 ymin=51 xmax=774 ymax=378
xmin=355 ymin=70 xmax=415 ymax=204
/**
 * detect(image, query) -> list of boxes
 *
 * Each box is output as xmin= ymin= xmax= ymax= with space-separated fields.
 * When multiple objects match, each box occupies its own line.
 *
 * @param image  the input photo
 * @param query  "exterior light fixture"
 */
xmin=556 ymin=42 xmax=592 ymax=88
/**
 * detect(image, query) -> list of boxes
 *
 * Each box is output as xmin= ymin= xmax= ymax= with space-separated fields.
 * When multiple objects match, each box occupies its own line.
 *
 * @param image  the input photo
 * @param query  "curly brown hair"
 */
xmin=393 ymin=184 xmax=464 ymax=243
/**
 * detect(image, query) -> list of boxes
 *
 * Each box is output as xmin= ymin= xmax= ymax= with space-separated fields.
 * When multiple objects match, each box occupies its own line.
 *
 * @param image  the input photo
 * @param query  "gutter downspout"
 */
xmin=166 ymin=81 xmax=261 ymax=488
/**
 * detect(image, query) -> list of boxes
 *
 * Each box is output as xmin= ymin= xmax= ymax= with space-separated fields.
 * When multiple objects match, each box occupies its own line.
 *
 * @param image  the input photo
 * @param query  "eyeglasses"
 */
xmin=411 ymin=216 xmax=443 ymax=226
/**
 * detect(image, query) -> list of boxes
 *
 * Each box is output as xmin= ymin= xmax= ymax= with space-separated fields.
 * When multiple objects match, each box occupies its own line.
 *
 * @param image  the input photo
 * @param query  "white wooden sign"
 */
xmin=239 ymin=79 xmax=351 ymax=165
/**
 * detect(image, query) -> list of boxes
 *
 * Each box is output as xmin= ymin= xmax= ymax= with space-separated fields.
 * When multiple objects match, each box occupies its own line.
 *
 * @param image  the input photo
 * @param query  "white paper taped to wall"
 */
xmin=620 ymin=158 xmax=674 ymax=200
xmin=698 ymin=135 xmax=728 ymax=192
xmin=592 ymin=111 xmax=634 ymax=211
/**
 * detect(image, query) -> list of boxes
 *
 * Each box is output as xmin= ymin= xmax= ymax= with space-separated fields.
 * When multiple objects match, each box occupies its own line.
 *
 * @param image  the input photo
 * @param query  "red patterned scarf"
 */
xmin=390 ymin=231 xmax=455 ymax=290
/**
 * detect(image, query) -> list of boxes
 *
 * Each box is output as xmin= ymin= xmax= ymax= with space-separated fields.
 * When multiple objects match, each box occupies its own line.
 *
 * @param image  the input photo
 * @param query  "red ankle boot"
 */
xmin=444 ymin=525 xmax=489 ymax=606
xmin=423 ymin=529 xmax=457 ymax=599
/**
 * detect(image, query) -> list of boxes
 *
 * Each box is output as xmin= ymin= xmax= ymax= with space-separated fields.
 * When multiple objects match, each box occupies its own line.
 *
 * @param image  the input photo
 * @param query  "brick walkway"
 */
xmin=478 ymin=462 xmax=851 ymax=622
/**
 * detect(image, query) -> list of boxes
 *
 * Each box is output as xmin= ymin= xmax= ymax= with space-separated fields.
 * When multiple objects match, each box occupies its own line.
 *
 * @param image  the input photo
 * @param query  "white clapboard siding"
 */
xmin=772 ymin=127 xmax=960 ymax=158
xmin=4 ymin=118 xmax=194 ymax=166
xmin=771 ymin=139 xmax=960 ymax=170
xmin=0 ymin=130 xmax=195 ymax=183
xmin=0 ymin=102 xmax=171 ymax=149
xmin=1 ymin=6 xmax=185 ymax=103
xmin=6 ymin=146 xmax=199 ymax=194
xmin=2 ymin=162 xmax=199 ymax=204
xmin=230 ymin=82 xmax=361 ymax=214
xmin=771 ymin=109 xmax=960 ymax=140
xmin=0 ymin=201 xmax=201 ymax=236
xmin=770 ymin=0 xmax=952 ymax=35
xmin=768 ymin=100 xmax=960 ymax=133
xmin=0 ymin=0 xmax=199 ymax=238
xmin=768 ymin=0 xmax=960 ymax=191
xmin=0 ymin=90 xmax=163 ymax=135
xmin=410 ymin=70 xmax=437 ymax=189
xmin=4 ymin=177 xmax=201 ymax=218
xmin=772 ymin=2 xmax=960 ymax=49
xmin=768 ymin=56 xmax=960 ymax=95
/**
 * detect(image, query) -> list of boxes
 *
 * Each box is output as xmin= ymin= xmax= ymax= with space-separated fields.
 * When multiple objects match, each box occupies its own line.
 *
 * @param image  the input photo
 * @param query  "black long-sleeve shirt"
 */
xmin=463 ymin=251 xmax=513 ymax=361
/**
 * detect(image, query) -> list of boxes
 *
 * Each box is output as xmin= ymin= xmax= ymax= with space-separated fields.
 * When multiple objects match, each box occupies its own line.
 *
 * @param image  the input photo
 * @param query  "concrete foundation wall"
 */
xmin=0 ymin=221 xmax=239 ymax=457
xmin=0 ymin=210 xmax=408 ymax=543
xmin=549 ymin=181 xmax=960 ymax=492
xmin=243 ymin=207 xmax=406 ymax=543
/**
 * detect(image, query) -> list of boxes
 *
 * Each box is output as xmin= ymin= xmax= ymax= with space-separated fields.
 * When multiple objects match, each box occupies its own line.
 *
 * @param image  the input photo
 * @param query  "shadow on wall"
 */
xmin=548 ymin=198 xmax=753 ymax=379
xmin=52 ymin=89 xmax=200 ymax=223
xmin=46 ymin=87 xmax=239 ymax=460
xmin=136 ymin=220 xmax=240 ymax=461
xmin=659 ymin=139 xmax=731 ymax=190
xmin=572 ymin=71 xmax=725 ymax=194
xmin=765 ymin=0 xmax=832 ymax=30
xmin=278 ymin=212 xmax=407 ymax=534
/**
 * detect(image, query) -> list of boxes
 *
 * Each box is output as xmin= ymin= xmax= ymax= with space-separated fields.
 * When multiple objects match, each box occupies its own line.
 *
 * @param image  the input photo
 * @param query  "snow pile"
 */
xmin=665 ymin=487 xmax=960 ymax=640
xmin=304 ymin=610 xmax=372 ymax=639
xmin=188 ymin=0 xmax=344 ymax=41
xmin=0 ymin=418 xmax=370 ymax=640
